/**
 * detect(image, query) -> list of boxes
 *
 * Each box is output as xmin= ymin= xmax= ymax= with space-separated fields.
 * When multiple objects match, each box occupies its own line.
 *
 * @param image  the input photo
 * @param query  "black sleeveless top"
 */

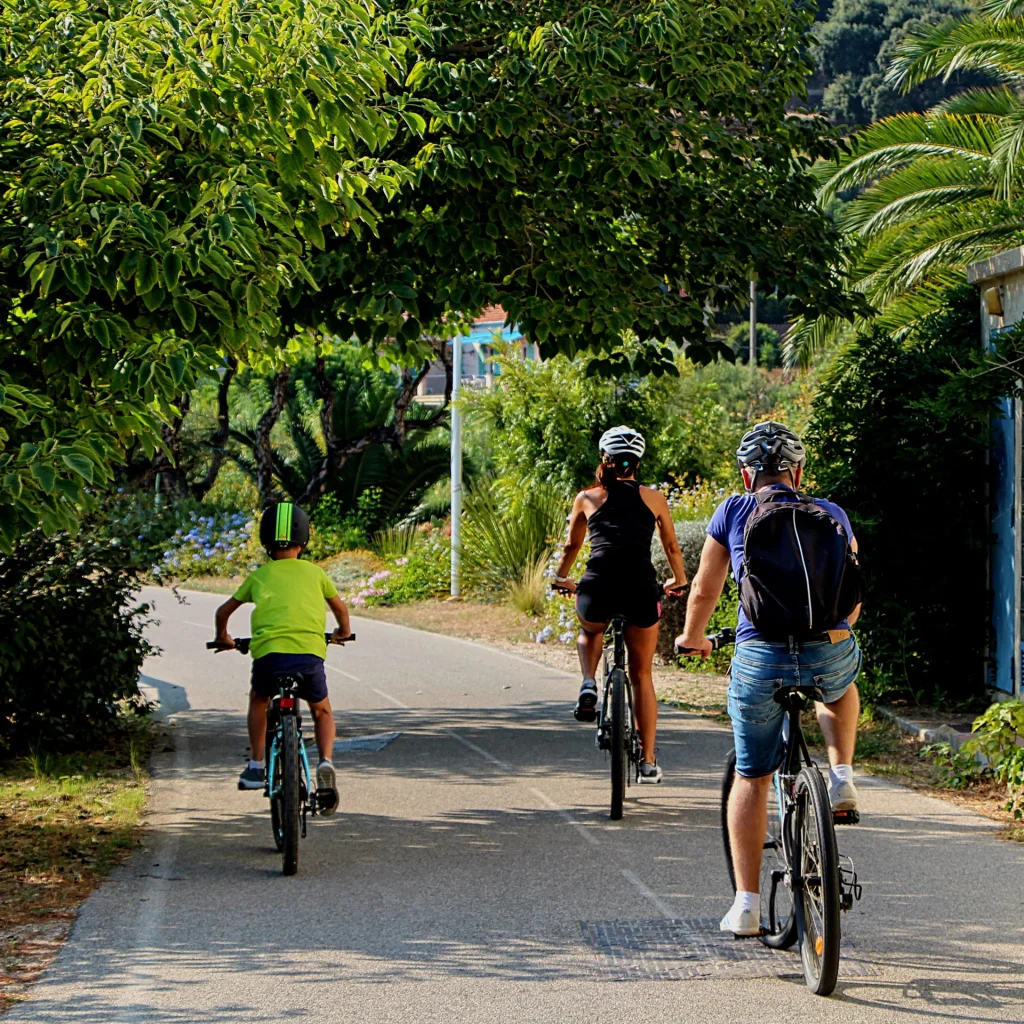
xmin=581 ymin=480 xmax=657 ymax=585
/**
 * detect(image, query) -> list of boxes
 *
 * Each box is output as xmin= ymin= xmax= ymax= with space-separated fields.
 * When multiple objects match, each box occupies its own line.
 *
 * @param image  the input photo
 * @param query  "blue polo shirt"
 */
xmin=707 ymin=487 xmax=856 ymax=644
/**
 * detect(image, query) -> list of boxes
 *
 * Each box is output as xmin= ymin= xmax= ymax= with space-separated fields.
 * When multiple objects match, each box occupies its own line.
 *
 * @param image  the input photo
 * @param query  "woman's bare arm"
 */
xmin=643 ymin=488 xmax=687 ymax=593
xmin=553 ymin=493 xmax=589 ymax=589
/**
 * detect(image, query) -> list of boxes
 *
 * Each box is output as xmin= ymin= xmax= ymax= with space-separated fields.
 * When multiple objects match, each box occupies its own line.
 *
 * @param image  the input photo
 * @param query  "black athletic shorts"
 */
xmin=250 ymin=653 xmax=328 ymax=703
xmin=575 ymin=577 xmax=662 ymax=629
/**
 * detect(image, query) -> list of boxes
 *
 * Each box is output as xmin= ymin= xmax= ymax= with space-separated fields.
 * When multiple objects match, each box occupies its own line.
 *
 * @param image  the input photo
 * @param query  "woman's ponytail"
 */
xmin=596 ymin=455 xmax=639 ymax=488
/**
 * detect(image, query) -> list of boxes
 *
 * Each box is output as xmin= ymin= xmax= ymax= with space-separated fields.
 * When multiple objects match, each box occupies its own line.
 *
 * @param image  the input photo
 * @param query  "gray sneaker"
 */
xmin=238 ymin=765 xmax=265 ymax=791
xmin=316 ymin=760 xmax=339 ymax=816
xmin=638 ymin=760 xmax=663 ymax=784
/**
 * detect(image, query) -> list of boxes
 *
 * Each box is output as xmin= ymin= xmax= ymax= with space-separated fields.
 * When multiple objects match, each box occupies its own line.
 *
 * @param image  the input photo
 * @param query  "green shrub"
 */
xmin=965 ymin=701 xmax=1024 ymax=818
xmin=806 ymin=287 xmax=988 ymax=703
xmin=920 ymin=743 xmax=986 ymax=790
xmin=0 ymin=528 xmax=154 ymax=753
xmin=460 ymin=484 xmax=565 ymax=597
xmin=350 ymin=525 xmax=450 ymax=607
xmin=371 ymin=523 xmax=420 ymax=561
xmin=155 ymin=509 xmax=260 ymax=579
xmin=725 ymin=323 xmax=782 ymax=368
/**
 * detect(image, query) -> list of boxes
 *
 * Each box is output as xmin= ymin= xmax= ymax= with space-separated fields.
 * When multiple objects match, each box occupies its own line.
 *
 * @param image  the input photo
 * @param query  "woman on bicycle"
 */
xmin=553 ymin=426 xmax=687 ymax=783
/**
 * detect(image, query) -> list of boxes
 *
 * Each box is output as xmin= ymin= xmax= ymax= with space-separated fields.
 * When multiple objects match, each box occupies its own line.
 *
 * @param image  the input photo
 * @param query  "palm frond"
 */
xmin=887 ymin=17 xmax=1024 ymax=90
xmin=980 ymin=1 xmax=1024 ymax=22
xmin=931 ymin=85 xmax=1023 ymax=116
xmin=839 ymin=157 xmax=992 ymax=236
xmin=816 ymin=113 xmax=998 ymax=203
xmin=783 ymin=315 xmax=849 ymax=370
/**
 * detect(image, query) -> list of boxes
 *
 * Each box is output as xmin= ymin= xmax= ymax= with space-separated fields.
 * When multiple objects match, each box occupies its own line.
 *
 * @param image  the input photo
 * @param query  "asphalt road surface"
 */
xmin=8 ymin=587 xmax=1024 ymax=1022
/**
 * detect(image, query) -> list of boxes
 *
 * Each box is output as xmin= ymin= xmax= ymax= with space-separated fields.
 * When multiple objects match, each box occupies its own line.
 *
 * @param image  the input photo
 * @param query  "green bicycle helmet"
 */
xmin=259 ymin=502 xmax=310 ymax=551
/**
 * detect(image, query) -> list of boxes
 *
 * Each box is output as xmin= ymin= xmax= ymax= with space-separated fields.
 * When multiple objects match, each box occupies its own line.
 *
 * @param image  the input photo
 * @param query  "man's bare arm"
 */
xmin=676 ymin=536 xmax=731 ymax=655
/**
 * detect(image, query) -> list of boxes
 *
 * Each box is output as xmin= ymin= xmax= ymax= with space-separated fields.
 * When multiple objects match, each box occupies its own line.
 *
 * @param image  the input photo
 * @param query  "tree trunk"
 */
xmin=192 ymin=357 xmax=238 ymax=501
xmin=297 ymin=340 xmax=452 ymax=509
xmin=255 ymin=367 xmax=290 ymax=506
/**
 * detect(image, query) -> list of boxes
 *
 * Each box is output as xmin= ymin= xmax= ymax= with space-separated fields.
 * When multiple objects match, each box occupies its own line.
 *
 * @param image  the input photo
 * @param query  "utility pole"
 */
xmin=749 ymin=278 xmax=758 ymax=367
xmin=450 ymin=335 xmax=462 ymax=598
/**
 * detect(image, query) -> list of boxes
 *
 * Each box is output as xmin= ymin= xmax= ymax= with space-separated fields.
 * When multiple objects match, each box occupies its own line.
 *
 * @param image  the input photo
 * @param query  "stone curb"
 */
xmin=875 ymin=706 xmax=975 ymax=752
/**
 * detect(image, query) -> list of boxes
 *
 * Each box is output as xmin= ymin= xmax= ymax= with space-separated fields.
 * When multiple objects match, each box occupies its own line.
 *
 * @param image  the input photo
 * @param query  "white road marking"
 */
xmin=372 ymin=687 xmax=510 ymax=769
xmin=183 ymin=620 xmax=211 ymax=630
xmin=621 ymin=868 xmax=675 ymax=919
xmin=352 ymin=615 xmax=576 ymax=677
xmin=530 ymin=787 xmax=601 ymax=848
xmin=325 ymin=663 xmax=361 ymax=683
xmin=449 ymin=732 xmax=510 ymax=771
xmin=372 ymin=687 xmax=408 ymax=709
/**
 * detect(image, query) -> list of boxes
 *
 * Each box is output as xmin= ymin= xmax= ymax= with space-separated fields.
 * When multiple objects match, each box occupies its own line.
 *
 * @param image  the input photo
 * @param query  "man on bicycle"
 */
xmin=213 ymin=502 xmax=352 ymax=813
xmin=676 ymin=422 xmax=862 ymax=936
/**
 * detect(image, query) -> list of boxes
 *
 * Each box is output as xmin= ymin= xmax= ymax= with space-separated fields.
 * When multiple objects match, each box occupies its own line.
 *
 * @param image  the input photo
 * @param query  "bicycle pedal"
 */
xmin=574 ymin=706 xmax=597 ymax=723
xmin=833 ymin=809 xmax=860 ymax=826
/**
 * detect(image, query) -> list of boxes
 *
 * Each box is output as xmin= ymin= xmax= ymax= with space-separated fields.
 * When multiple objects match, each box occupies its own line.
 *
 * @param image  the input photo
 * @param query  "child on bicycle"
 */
xmin=213 ymin=501 xmax=352 ymax=814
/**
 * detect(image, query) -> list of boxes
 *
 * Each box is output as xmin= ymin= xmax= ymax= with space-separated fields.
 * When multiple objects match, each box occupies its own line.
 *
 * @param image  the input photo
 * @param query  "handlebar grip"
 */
xmin=325 ymin=632 xmax=356 ymax=643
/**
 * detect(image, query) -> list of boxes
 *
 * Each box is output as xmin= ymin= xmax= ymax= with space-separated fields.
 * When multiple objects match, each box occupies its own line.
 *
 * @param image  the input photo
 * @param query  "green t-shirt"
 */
xmin=233 ymin=558 xmax=339 ymax=661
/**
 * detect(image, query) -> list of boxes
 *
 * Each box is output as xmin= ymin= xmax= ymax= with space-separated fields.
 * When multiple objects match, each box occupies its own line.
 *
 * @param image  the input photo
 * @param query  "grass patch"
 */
xmin=0 ymin=726 xmax=151 ymax=1012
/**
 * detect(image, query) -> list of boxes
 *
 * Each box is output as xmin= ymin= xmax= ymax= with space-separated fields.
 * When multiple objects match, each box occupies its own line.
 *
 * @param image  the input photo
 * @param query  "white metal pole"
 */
xmin=749 ymin=278 xmax=757 ymax=367
xmin=450 ymin=336 xmax=462 ymax=598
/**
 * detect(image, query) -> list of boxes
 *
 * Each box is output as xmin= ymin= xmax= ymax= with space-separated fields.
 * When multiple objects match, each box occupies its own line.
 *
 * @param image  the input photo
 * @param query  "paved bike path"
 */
xmin=7 ymin=587 xmax=1024 ymax=1022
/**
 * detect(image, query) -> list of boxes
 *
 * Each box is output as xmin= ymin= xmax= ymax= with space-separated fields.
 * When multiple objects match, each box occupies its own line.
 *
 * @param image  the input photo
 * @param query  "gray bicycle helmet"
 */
xmin=735 ymin=421 xmax=806 ymax=486
xmin=598 ymin=425 xmax=646 ymax=460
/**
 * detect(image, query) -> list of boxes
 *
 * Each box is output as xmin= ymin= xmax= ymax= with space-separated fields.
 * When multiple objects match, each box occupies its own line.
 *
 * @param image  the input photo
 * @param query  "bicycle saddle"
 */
xmin=773 ymin=684 xmax=825 ymax=705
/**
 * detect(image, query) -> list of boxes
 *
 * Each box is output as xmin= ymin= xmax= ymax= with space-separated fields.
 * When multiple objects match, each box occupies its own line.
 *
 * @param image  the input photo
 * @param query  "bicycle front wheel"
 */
xmin=794 ymin=767 xmax=841 ymax=995
xmin=609 ymin=668 xmax=627 ymax=820
xmin=279 ymin=714 xmax=301 ymax=876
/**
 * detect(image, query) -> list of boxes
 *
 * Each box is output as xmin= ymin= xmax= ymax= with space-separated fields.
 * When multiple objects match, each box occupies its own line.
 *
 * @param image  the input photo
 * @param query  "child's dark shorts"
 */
xmin=251 ymin=653 xmax=328 ymax=703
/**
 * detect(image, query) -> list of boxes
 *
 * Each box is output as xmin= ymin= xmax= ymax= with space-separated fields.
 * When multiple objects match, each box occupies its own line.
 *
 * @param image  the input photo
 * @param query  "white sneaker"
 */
xmin=316 ymin=760 xmax=339 ymax=817
xmin=828 ymin=776 xmax=859 ymax=812
xmin=720 ymin=906 xmax=761 ymax=937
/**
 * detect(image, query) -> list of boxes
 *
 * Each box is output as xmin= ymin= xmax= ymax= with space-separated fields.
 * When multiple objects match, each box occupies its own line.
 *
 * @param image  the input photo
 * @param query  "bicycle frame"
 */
xmin=266 ymin=678 xmax=314 ymax=829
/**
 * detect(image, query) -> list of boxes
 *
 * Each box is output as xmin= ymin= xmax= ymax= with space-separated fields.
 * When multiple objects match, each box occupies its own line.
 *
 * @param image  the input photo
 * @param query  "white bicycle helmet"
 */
xmin=599 ymin=425 xmax=646 ymax=460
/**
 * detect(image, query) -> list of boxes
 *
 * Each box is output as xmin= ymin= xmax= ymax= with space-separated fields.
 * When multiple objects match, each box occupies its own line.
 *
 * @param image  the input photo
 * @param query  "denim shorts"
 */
xmin=251 ymin=653 xmax=328 ymax=704
xmin=728 ymin=636 xmax=861 ymax=778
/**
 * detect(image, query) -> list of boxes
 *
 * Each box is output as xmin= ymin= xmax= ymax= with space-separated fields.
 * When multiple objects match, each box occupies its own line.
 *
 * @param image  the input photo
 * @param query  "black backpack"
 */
xmin=738 ymin=490 xmax=862 ymax=639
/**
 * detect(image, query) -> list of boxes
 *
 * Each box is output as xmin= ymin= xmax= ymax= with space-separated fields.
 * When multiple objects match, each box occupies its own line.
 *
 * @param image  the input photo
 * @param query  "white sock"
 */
xmin=318 ymin=758 xmax=333 ymax=768
xmin=582 ymin=677 xmax=596 ymax=688
xmin=732 ymin=890 xmax=759 ymax=916
xmin=247 ymin=759 xmax=264 ymax=770
xmin=830 ymin=764 xmax=854 ymax=785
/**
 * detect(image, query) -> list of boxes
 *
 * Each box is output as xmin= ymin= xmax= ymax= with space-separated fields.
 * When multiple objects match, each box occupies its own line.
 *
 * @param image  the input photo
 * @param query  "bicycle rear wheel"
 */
xmin=609 ymin=668 xmax=627 ymax=820
xmin=279 ymin=714 xmax=301 ymax=876
xmin=720 ymin=752 xmax=797 ymax=949
xmin=794 ymin=767 xmax=841 ymax=995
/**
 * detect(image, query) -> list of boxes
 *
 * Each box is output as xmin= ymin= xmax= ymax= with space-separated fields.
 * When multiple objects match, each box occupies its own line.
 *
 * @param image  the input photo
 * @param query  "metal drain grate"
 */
xmin=580 ymin=918 xmax=875 ymax=982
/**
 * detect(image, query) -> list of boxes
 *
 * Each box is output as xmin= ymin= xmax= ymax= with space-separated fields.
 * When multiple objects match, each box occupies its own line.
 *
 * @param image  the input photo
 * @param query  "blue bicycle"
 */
xmin=207 ymin=632 xmax=354 ymax=875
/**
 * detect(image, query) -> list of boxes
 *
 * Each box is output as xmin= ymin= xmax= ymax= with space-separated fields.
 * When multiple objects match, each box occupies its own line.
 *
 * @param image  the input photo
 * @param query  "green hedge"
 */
xmin=806 ymin=287 xmax=988 ymax=704
xmin=0 ymin=529 xmax=153 ymax=753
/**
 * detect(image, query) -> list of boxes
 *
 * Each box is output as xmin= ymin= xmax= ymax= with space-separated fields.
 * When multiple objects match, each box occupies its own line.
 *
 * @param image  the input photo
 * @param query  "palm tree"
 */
xmin=787 ymin=0 xmax=1024 ymax=365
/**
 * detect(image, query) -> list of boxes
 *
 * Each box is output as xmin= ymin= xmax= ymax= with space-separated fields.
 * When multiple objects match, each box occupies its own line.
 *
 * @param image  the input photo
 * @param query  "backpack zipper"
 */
xmin=791 ymin=507 xmax=814 ymax=630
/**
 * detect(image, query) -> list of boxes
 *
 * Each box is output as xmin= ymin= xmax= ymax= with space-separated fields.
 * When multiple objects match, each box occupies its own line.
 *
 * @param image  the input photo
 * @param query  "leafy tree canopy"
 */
xmin=1 ymin=0 xmax=866 ymax=549
xmin=815 ymin=0 xmax=973 ymax=125
xmin=320 ymin=0 xmax=866 ymax=380
xmin=0 ymin=0 xmax=426 ymax=549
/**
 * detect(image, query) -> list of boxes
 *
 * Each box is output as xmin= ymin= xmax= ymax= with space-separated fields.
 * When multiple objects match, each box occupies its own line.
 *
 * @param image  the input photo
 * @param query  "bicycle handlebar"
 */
xmin=206 ymin=632 xmax=356 ymax=654
xmin=675 ymin=627 xmax=735 ymax=656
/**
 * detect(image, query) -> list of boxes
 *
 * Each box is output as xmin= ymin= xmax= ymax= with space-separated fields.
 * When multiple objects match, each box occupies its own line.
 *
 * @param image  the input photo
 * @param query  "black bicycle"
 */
xmin=207 ymin=632 xmax=354 ymax=876
xmin=592 ymin=614 xmax=641 ymax=820
xmin=679 ymin=629 xmax=862 ymax=996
